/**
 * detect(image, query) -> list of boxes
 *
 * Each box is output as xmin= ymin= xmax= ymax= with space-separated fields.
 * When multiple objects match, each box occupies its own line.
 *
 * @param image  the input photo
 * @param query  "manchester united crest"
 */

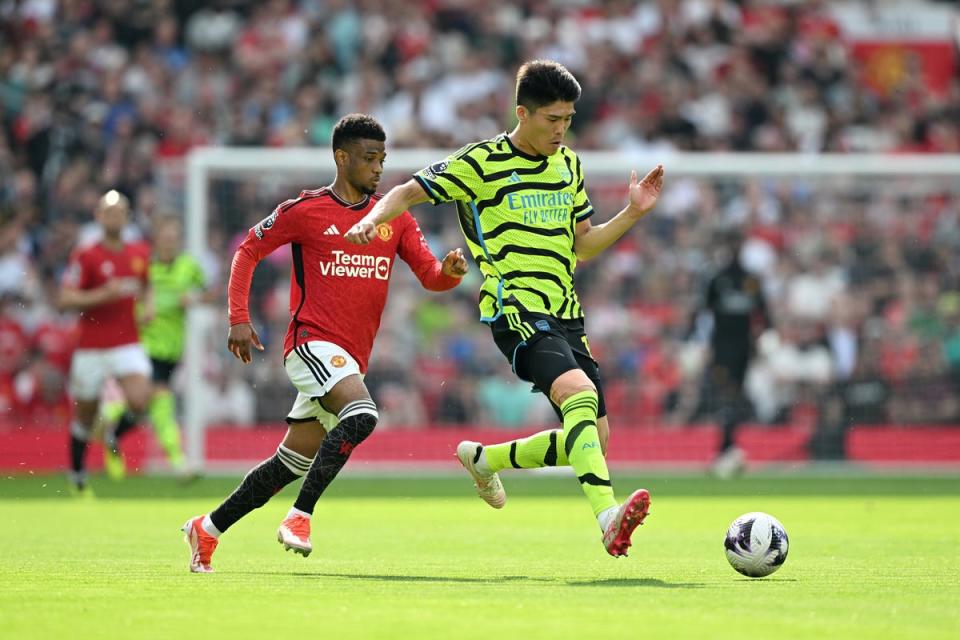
xmin=330 ymin=355 xmax=347 ymax=368
xmin=376 ymin=224 xmax=393 ymax=241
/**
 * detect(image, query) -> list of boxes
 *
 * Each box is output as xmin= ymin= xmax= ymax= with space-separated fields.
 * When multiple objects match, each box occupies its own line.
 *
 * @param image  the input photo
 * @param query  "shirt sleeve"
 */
xmin=228 ymin=205 xmax=301 ymax=325
xmin=571 ymin=152 xmax=594 ymax=222
xmin=395 ymin=213 xmax=461 ymax=292
xmin=412 ymin=145 xmax=483 ymax=205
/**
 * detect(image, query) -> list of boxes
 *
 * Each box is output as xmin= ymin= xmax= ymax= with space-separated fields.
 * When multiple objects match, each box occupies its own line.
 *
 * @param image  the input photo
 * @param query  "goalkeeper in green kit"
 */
xmin=103 ymin=215 xmax=208 ymax=477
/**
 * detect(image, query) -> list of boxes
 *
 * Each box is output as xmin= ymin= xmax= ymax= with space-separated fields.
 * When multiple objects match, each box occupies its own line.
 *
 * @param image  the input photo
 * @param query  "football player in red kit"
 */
xmin=59 ymin=190 xmax=152 ymax=496
xmin=182 ymin=114 xmax=468 ymax=572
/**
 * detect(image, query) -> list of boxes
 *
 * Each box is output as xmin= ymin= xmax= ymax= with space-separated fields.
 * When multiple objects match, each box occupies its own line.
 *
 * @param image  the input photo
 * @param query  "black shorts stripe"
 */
xmin=300 ymin=343 xmax=332 ymax=380
xmin=577 ymin=473 xmax=612 ymax=487
xmin=295 ymin=344 xmax=329 ymax=386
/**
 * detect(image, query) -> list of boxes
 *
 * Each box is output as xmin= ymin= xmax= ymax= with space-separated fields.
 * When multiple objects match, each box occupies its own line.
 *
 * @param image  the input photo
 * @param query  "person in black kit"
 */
xmin=698 ymin=230 xmax=770 ymax=477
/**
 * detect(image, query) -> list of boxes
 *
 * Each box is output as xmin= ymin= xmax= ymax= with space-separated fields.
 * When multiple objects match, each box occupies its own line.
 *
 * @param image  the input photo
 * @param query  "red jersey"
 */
xmin=229 ymin=187 xmax=460 ymax=372
xmin=61 ymin=241 xmax=150 ymax=349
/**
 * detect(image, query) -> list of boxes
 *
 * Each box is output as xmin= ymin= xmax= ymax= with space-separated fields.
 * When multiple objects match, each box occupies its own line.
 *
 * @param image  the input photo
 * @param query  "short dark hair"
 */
xmin=331 ymin=113 xmax=386 ymax=152
xmin=515 ymin=60 xmax=581 ymax=111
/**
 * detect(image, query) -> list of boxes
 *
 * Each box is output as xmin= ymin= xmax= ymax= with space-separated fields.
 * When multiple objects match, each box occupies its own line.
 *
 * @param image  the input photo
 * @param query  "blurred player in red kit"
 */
xmin=59 ymin=190 xmax=152 ymax=496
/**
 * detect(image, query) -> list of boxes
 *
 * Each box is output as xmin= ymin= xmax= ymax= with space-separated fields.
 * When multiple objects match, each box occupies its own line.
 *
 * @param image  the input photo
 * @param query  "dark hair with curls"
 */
xmin=331 ymin=113 xmax=386 ymax=151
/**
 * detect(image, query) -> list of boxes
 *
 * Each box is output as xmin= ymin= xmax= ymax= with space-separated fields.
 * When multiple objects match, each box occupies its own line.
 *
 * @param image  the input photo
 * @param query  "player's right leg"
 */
xmin=709 ymin=360 xmax=749 ymax=479
xmin=462 ymin=318 xmax=603 ymax=509
xmin=67 ymin=350 xmax=109 ymax=496
xmin=182 ymin=421 xmax=324 ymax=573
xmin=277 ymin=342 xmax=377 ymax=558
xmin=462 ymin=418 xmax=607 ymax=507
xmin=147 ymin=359 xmax=186 ymax=472
xmin=103 ymin=345 xmax=154 ymax=478
xmin=69 ymin=399 xmax=100 ymax=498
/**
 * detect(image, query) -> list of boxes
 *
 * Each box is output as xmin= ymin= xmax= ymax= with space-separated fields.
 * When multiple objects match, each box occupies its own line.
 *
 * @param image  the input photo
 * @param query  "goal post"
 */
xmin=180 ymin=149 xmax=960 ymax=472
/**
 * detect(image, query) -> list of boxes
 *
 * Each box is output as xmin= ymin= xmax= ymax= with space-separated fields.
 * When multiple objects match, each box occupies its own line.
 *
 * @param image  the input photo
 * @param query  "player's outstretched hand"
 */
xmin=344 ymin=219 xmax=377 ymax=245
xmin=627 ymin=164 xmax=664 ymax=218
xmin=227 ymin=322 xmax=265 ymax=364
xmin=441 ymin=248 xmax=469 ymax=278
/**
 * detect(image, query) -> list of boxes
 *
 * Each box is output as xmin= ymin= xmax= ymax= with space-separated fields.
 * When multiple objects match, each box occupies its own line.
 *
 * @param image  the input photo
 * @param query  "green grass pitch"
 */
xmin=1 ymin=473 xmax=958 ymax=640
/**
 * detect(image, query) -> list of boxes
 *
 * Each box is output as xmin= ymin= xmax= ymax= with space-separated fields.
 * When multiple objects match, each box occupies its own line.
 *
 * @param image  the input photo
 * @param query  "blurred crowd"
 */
xmin=1 ymin=0 xmax=959 ymax=432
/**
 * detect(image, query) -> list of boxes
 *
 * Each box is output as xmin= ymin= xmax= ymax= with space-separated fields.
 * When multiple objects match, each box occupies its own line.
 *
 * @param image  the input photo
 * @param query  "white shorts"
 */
xmin=284 ymin=341 xmax=362 ymax=430
xmin=69 ymin=343 xmax=153 ymax=401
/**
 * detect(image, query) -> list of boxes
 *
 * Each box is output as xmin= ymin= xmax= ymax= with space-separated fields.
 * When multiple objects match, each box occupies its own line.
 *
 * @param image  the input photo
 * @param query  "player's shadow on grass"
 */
xmin=566 ymin=578 xmax=705 ymax=589
xmin=245 ymin=572 xmax=702 ymax=589
xmin=263 ymin=572 xmax=553 ymax=585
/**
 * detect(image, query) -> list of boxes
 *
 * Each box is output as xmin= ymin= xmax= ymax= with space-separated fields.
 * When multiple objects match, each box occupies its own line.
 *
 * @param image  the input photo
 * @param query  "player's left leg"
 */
xmin=273 ymin=341 xmax=376 ymax=557
xmin=104 ymin=345 xmax=154 ymax=478
xmin=149 ymin=387 xmax=185 ymax=470
xmin=710 ymin=357 xmax=749 ymax=479
xmin=280 ymin=375 xmax=378 ymax=556
xmin=479 ymin=386 xmax=610 ymax=473
xmin=145 ymin=359 xmax=185 ymax=471
xmin=69 ymin=398 xmax=100 ymax=497
xmin=182 ymin=420 xmax=323 ymax=573
xmin=470 ymin=320 xmax=609 ymax=486
xmin=67 ymin=349 xmax=109 ymax=496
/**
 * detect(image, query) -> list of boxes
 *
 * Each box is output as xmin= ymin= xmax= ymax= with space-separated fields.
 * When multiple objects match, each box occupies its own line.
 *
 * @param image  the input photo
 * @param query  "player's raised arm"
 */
xmin=573 ymin=164 xmax=664 ymax=262
xmin=344 ymin=179 xmax=429 ymax=245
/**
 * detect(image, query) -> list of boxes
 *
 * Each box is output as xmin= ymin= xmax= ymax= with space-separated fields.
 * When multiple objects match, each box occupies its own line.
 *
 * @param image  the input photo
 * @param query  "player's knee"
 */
xmin=550 ymin=376 xmax=597 ymax=407
xmin=337 ymin=399 xmax=379 ymax=443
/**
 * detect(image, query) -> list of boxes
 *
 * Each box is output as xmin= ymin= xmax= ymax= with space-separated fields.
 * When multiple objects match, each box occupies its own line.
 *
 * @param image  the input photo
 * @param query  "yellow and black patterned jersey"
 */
xmin=414 ymin=133 xmax=594 ymax=322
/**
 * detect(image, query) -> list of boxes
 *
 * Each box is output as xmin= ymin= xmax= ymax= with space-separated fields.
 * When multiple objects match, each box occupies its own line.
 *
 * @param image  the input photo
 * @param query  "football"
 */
xmin=724 ymin=512 xmax=789 ymax=577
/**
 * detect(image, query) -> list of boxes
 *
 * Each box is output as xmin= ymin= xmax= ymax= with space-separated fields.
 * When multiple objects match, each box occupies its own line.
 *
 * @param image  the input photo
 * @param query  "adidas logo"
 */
xmin=508 ymin=171 xmax=521 ymax=183
xmin=324 ymin=224 xmax=340 ymax=236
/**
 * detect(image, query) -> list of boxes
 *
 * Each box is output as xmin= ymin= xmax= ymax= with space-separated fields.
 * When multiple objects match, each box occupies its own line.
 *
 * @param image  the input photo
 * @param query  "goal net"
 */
xmin=171 ymin=149 xmax=960 ymax=471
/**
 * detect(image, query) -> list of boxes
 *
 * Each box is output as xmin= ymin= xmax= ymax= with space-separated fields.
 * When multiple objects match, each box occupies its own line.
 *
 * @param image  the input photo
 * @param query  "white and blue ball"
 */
xmin=724 ymin=512 xmax=789 ymax=578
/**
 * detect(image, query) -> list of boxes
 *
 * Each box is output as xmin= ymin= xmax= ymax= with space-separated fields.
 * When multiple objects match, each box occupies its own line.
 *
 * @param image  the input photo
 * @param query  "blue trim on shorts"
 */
xmin=510 ymin=339 xmax=527 ymax=374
